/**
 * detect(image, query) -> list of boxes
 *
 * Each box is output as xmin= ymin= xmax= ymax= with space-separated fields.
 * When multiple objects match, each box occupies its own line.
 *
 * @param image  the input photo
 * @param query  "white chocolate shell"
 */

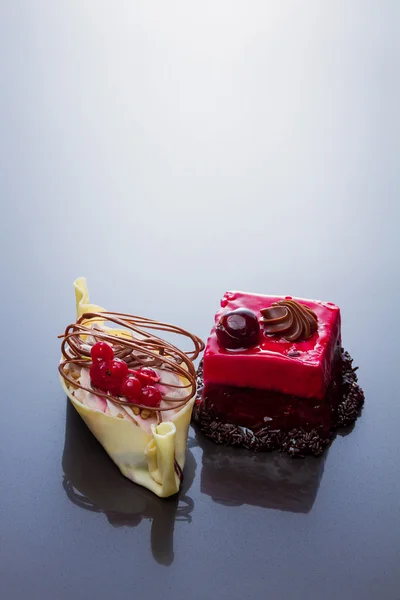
xmin=59 ymin=277 xmax=195 ymax=498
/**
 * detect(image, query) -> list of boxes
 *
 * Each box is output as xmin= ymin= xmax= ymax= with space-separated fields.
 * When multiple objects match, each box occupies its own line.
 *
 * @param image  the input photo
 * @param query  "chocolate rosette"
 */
xmin=261 ymin=299 xmax=318 ymax=342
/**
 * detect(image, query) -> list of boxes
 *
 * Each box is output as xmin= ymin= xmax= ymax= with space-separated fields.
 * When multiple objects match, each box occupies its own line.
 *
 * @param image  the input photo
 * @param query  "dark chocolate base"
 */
xmin=192 ymin=350 xmax=364 ymax=457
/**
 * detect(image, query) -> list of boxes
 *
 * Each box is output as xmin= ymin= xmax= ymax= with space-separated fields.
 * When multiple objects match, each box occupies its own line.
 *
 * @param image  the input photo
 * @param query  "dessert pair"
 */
xmin=59 ymin=280 xmax=364 ymax=497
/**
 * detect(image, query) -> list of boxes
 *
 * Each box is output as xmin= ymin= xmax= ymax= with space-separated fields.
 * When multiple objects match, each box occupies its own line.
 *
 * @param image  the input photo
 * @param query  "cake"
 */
xmin=193 ymin=291 xmax=364 ymax=456
xmin=58 ymin=278 xmax=204 ymax=497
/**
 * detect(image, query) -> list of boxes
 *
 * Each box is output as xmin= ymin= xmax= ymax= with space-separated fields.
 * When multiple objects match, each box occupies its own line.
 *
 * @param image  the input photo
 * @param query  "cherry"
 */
xmin=120 ymin=375 xmax=143 ymax=402
xmin=90 ymin=358 xmax=128 ymax=395
xmin=141 ymin=385 xmax=162 ymax=408
xmin=91 ymin=341 xmax=114 ymax=363
xmin=215 ymin=308 xmax=260 ymax=350
xmin=135 ymin=367 xmax=160 ymax=385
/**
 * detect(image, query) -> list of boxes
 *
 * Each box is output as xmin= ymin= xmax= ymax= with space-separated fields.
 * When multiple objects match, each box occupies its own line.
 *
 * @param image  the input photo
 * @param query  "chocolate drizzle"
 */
xmin=59 ymin=311 xmax=204 ymax=413
xmin=261 ymin=300 xmax=318 ymax=342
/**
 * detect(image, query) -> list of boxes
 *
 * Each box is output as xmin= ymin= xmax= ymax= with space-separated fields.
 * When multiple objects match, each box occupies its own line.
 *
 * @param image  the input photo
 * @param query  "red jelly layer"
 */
xmin=203 ymin=292 xmax=341 ymax=400
xmin=202 ymin=352 xmax=343 ymax=432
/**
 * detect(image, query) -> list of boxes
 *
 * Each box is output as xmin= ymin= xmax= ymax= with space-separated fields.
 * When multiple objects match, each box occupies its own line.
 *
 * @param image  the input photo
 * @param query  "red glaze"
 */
xmin=203 ymin=292 xmax=341 ymax=400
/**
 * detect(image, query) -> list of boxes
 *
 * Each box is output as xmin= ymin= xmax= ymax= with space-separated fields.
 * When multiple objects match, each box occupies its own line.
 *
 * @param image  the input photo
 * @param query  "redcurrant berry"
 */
xmin=90 ymin=361 xmax=107 ymax=389
xmin=120 ymin=376 xmax=143 ymax=402
xmin=90 ymin=358 xmax=128 ymax=395
xmin=135 ymin=367 xmax=160 ymax=385
xmin=141 ymin=385 xmax=162 ymax=408
xmin=91 ymin=341 xmax=114 ymax=362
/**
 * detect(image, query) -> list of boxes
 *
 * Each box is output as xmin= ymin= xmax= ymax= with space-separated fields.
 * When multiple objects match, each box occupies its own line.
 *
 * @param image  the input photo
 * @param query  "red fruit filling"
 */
xmin=202 ymin=384 xmax=334 ymax=431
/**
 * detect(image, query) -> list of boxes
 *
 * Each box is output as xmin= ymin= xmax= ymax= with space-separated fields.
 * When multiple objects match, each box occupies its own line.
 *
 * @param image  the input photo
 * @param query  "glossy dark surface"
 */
xmin=1 ymin=2 xmax=399 ymax=599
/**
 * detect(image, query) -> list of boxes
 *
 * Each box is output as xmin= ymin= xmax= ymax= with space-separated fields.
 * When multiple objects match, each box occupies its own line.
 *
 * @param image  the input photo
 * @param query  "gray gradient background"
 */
xmin=0 ymin=2 xmax=399 ymax=600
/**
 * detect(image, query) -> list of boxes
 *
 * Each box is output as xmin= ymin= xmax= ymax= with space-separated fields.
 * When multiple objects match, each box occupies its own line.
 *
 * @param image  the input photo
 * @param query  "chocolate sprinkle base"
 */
xmin=192 ymin=350 xmax=364 ymax=457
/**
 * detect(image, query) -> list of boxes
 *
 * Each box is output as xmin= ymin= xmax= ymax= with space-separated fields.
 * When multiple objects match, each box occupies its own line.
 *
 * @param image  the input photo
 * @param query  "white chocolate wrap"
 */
xmin=59 ymin=278 xmax=195 ymax=498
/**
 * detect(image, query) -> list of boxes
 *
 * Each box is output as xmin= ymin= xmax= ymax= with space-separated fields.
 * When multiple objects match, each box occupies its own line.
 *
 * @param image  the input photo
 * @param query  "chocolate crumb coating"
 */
xmin=192 ymin=350 xmax=364 ymax=457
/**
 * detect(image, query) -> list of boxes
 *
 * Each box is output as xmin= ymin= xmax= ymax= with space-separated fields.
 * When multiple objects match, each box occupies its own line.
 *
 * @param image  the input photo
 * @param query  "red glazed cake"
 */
xmin=193 ymin=291 xmax=364 ymax=456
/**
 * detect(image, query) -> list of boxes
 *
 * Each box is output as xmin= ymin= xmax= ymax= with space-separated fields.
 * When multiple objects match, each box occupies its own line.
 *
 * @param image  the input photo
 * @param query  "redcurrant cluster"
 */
xmin=90 ymin=342 xmax=162 ymax=407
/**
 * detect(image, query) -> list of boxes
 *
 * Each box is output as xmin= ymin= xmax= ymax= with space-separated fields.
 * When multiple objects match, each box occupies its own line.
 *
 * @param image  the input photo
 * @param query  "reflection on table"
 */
xmin=194 ymin=426 xmax=327 ymax=513
xmin=62 ymin=401 xmax=195 ymax=566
